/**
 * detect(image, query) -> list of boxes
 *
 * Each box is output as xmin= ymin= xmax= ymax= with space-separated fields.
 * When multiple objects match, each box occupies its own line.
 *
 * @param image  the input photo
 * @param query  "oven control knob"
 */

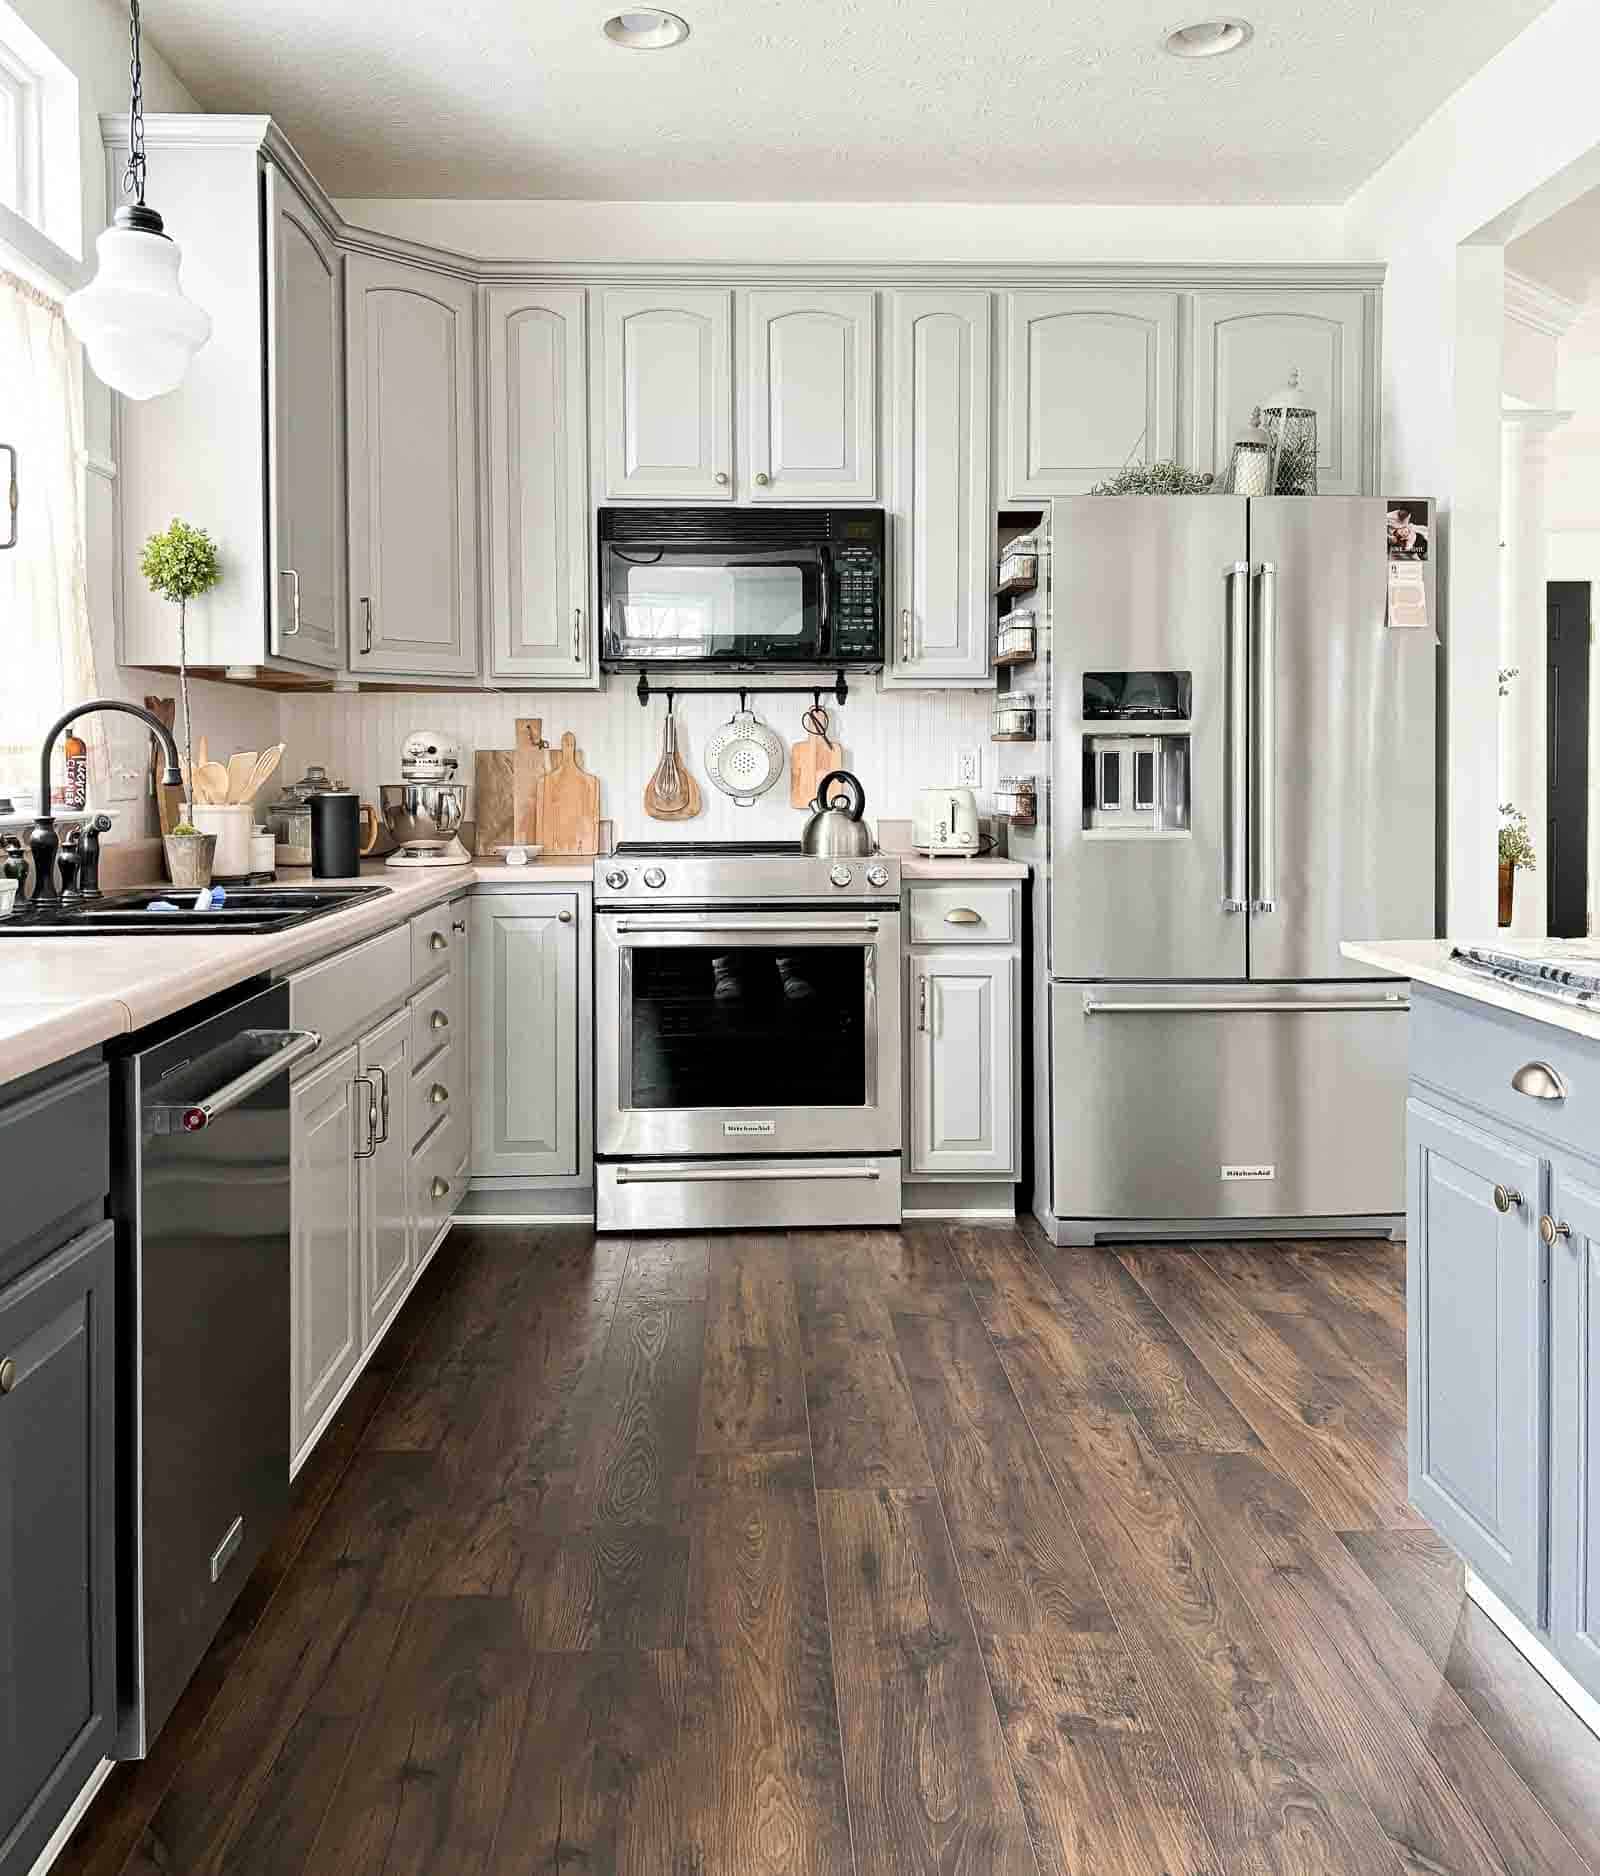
xmin=643 ymin=866 xmax=667 ymax=889
xmin=603 ymin=868 xmax=629 ymax=891
xmin=829 ymin=864 xmax=854 ymax=888
xmin=866 ymin=864 xmax=889 ymax=888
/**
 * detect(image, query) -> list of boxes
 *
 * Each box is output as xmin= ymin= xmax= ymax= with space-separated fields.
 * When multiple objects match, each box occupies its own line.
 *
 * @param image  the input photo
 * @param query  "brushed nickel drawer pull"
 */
xmin=430 ymin=1175 xmax=450 ymax=1200
xmin=1540 ymin=1214 xmax=1572 ymax=1245
xmin=0 ymin=1356 xmax=15 ymax=1394
xmin=429 ymin=930 xmax=447 ymax=952
xmin=429 ymin=1083 xmax=449 ymax=1106
xmin=430 ymin=1009 xmax=449 ymax=1031
xmin=1493 ymin=1184 xmax=1522 ymax=1215
xmin=944 ymin=908 xmax=982 ymax=925
xmin=1511 ymin=1061 xmax=1568 ymax=1101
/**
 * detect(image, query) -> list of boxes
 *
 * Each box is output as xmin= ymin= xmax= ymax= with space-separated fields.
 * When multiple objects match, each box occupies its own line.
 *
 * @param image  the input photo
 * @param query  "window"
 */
xmin=0 ymin=43 xmax=39 ymax=229
xmin=0 ymin=4 xmax=79 ymax=266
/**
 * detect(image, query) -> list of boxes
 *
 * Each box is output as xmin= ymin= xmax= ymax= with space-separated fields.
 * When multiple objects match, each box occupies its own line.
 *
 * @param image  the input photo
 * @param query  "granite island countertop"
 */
xmin=1342 ymin=937 xmax=1600 ymax=1045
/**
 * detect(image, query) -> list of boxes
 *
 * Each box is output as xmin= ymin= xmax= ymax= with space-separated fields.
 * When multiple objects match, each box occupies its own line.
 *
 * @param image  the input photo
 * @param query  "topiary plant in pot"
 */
xmin=140 ymin=519 xmax=221 ymax=881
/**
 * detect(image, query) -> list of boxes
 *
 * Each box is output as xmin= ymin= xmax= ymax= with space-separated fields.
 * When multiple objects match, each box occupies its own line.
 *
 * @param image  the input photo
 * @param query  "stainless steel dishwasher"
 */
xmin=112 ymin=981 xmax=320 ymax=1756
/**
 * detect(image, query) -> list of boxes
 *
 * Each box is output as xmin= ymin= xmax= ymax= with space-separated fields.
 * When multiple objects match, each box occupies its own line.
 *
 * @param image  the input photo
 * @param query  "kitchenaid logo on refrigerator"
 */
xmin=725 ymin=1119 xmax=776 ymax=1137
xmin=1221 ymin=1164 xmax=1276 ymax=1181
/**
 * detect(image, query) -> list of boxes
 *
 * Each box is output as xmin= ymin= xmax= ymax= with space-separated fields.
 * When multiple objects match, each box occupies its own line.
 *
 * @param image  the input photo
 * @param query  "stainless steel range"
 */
xmin=594 ymin=841 xmax=902 ymax=1231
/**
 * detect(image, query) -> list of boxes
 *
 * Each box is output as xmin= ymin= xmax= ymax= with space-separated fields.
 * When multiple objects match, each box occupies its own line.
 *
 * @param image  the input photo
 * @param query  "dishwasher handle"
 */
xmin=176 ymin=1028 xmax=322 ymax=1131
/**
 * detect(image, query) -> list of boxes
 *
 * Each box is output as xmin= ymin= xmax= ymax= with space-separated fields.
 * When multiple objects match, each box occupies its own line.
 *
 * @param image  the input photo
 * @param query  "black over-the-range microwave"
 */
xmin=598 ymin=506 xmax=885 ymax=673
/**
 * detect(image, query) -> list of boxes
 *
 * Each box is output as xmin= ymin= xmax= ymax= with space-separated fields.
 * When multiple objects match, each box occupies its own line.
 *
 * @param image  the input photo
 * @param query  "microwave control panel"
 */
xmin=833 ymin=543 xmax=881 ymax=659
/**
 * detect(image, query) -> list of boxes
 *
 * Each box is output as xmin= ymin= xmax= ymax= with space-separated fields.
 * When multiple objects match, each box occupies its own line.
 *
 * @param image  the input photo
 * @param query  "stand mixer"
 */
xmin=380 ymin=730 xmax=471 ymax=869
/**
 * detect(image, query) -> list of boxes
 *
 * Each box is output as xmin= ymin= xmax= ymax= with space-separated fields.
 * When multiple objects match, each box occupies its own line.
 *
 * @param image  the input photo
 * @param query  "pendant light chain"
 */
xmin=124 ymin=0 xmax=147 ymax=207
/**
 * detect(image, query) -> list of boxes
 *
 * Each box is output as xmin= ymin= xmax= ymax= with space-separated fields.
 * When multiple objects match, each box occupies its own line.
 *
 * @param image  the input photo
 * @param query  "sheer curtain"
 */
xmin=0 ymin=267 xmax=98 ymax=798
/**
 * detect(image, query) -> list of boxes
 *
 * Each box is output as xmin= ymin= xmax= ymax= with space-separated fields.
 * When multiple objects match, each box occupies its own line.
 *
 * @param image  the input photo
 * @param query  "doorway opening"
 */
xmin=1547 ymin=579 xmax=1591 ymax=935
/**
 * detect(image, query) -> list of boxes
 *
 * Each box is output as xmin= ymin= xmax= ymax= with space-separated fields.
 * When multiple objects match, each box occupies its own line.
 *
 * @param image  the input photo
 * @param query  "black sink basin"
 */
xmin=0 ymin=884 xmax=392 ymax=936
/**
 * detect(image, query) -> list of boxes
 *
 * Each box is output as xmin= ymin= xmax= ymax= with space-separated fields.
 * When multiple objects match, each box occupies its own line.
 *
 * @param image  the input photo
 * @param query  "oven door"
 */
xmin=596 ymin=907 xmax=901 ymax=1157
xmin=601 ymin=545 xmax=828 ymax=666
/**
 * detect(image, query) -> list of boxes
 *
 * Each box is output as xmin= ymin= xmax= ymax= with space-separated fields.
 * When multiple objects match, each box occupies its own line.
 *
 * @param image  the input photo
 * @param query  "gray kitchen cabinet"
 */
xmin=289 ymin=1043 xmax=361 ymax=1468
xmin=601 ymin=288 xmax=734 ymax=500
xmin=887 ymin=289 xmax=993 ymax=685
xmin=345 ymin=253 xmax=480 ymax=677
xmin=0 ymin=1221 xmax=117 ymax=1876
xmin=1406 ymin=1093 xmax=1547 ymax=1626
xmin=359 ymin=1005 xmax=413 ymax=1342
xmin=484 ymin=285 xmax=596 ymax=685
xmin=743 ymin=289 xmax=876 ymax=501
xmin=1189 ymin=289 xmax=1374 ymax=495
xmin=1547 ymin=1157 xmax=1600 ymax=1698
xmin=471 ymin=891 xmax=581 ymax=1179
xmin=909 ymin=951 xmax=1018 ymax=1177
xmin=1004 ymin=289 xmax=1178 ymax=498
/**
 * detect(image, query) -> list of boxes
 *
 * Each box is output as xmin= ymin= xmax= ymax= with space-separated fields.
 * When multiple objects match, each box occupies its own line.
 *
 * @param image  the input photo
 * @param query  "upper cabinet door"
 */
xmin=1190 ymin=290 xmax=1372 ymax=495
xmin=744 ymin=290 xmax=876 ymax=500
xmin=345 ymin=254 xmax=479 ymax=677
xmin=602 ymin=288 xmax=733 ymax=499
xmin=888 ymin=289 xmax=992 ymax=684
xmin=485 ymin=286 xmax=594 ymax=684
xmin=1005 ymin=290 xmax=1178 ymax=498
xmin=264 ymin=165 xmax=344 ymax=670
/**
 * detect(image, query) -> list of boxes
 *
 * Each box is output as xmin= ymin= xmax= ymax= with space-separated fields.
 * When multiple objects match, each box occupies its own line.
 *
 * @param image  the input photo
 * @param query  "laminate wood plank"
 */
xmin=795 ymin=1224 xmax=967 ymax=1316
xmin=1012 ymin=1229 xmax=1262 ymax=1453
xmin=818 ymin=1486 xmax=1037 ymax=1876
xmin=698 ymin=1236 xmax=809 ymax=1452
xmin=487 ymin=1649 xmax=686 ymax=1876
xmin=307 ymin=1595 xmax=536 ymax=1876
xmin=569 ymin=1298 xmax=707 ymax=1529
xmin=1169 ymin=1450 xmax=1583 ymax=1876
xmin=800 ymin=1305 xmax=933 ymax=1489
xmin=1203 ymin=1242 xmax=1409 ymax=1395
xmin=679 ymin=1469 xmax=855 ymax=1875
xmin=618 ymin=1231 xmax=712 ymax=1304
xmin=960 ymin=1230 xmax=1409 ymax=1876
xmin=1281 ymin=1242 xmax=1410 ymax=1366
xmin=405 ymin=1228 xmax=622 ymax=1368
xmin=1346 ymin=1529 xmax=1600 ymax=1874
xmin=1119 ymin=1246 xmax=1419 ymax=1531
xmin=1195 ymin=1242 xmax=1320 ymax=1313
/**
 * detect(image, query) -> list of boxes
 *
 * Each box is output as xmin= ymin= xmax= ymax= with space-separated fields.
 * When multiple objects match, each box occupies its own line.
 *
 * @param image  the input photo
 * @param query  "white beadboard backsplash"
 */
xmin=276 ymin=680 xmax=997 ymax=843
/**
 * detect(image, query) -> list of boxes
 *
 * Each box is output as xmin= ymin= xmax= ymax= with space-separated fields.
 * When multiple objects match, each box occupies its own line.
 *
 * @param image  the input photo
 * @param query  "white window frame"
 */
xmin=0 ymin=2 xmax=81 ymax=286
xmin=0 ymin=39 xmax=41 ymax=231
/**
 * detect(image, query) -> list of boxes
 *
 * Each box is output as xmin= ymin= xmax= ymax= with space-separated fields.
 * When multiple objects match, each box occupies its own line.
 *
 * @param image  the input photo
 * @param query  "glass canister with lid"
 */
xmin=268 ymin=763 xmax=344 ymax=867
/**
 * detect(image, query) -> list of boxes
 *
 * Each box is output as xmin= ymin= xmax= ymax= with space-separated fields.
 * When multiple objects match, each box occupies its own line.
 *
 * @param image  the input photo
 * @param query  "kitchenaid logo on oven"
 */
xmin=1221 ymin=1164 xmax=1276 ymax=1182
xmin=725 ymin=1119 xmax=776 ymax=1137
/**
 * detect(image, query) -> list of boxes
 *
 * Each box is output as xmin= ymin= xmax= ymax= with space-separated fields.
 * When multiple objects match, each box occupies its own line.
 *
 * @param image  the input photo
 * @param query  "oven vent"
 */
xmin=599 ymin=506 xmax=876 ymax=546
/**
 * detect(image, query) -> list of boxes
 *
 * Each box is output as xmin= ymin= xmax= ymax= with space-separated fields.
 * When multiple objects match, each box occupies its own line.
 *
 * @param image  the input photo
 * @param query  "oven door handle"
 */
xmin=171 ymin=1028 xmax=323 ymax=1131
xmin=614 ymin=1163 xmax=881 ymax=1185
xmin=611 ymin=917 xmax=882 ymax=934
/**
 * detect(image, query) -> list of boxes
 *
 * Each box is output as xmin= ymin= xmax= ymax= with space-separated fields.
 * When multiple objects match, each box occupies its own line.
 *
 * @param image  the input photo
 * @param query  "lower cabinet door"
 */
xmin=909 ymin=951 xmax=1016 ymax=1176
xmin=290 ymin=1045 xmax=360 ymax=1468
xmin=1549 ymin=1157 xmax=1600 ymax=1704
xmin=1407 ymin=1096 xmax=1547 ymax=1624
xmin=360 ymin=1007 xmax=413 ymax=1342
xmin=471 ymin=893 xmax=579 ymax=1178
xmin=0 ymin=1220 xmax=116 ymax=1876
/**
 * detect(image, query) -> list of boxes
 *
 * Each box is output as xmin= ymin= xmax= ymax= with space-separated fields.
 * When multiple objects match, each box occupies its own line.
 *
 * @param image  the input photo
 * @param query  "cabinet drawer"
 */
xmin=411 ymin=900 xmax=467 ymax=987
xmin=1412 ymin=986 xmax=1600 ymax=1164
xmin=412 ymin=1110 xmax=465 ymax=1250
xmin=290 ymin=925 xmax=410 ymax=1062
xmin=410 ymin=961 xmax=462 ymax=1070
xmin=908 ymin=883 xmax=1017 ymax=946
xmin=410 ymin=1040 xmax=460 ymax=1152
xmin=0 ymin=1061 xmax=109 ymax=1266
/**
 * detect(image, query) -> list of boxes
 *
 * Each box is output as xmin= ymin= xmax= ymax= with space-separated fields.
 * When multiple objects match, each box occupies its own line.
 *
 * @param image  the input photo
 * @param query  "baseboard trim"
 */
xmin=26 ymin=1758 xmax=114 ymax=1876
xmin=903 ymin=1205 xmax=1017 ymax=1221
xmin=1465 ymin=1569 xmax=1600 ymax=1741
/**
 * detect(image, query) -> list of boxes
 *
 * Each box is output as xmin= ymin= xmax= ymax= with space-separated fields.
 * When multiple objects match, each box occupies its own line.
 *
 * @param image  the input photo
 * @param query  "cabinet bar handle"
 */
xmin=360 ymin=596 xmax=373 ymax=654
xmin=352 ymin=1075 xmax=377 ymax=1159
xmin=901 ymin=608 xmax=911 ymax=662
xmin=430 ymin=1009 xmax=449 ymax=1031
xmin=944 ymin=908 xmax=981 ymax=924
xmin=1493 ymin=1183 xmax=1522 ymax=1214
xmin=278 ymin=567 xmax=301 ymax=635
xmin=1511 ymin=1061 xmax=1568 ymax=1101
xmin=0 ymin=442 xmax=16 ymax=550
xmin=918 ymin=975 xmax=928 ymax=1032
xmin=1540 ymin=1214 xmax=1572 ymax=1244
xmin=373 ymin=1063 xmax=391 ymax=1142
xmin=573 ymin=607 xmax=583 ymax=662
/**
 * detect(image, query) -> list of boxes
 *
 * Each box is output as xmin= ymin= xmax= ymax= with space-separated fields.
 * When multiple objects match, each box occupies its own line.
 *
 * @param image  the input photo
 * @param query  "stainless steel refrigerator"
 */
xmin=1016 ymin=495 xmax=1436 ymax=1245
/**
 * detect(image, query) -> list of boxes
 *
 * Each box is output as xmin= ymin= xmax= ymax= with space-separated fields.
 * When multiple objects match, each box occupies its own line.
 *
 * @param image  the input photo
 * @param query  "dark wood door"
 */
xmin=1547 ymin=580 xmax=1591 ymax=937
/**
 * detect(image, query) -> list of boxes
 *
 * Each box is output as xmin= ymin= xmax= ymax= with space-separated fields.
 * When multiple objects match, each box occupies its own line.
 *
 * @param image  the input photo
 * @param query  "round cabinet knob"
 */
xmin=430 ymin=1009 xmax=449 ymax=1031
xmin=1540 ymin=1214 xmax=1573 ymax=1244
xmin=829 ymin=864 xmax=854 ymax=888
xmin=1493 ymin=1183 xmax=1523 ymax=1214
xmin=714 ymin=471 xmax=729 ymax=486
xmin=558 ymin=909 xmax=574 ymax=923
xmin=0 ymin=1356 xmax=15 ymax=1395
xmin=429 ymin=1083 xmax=449 ymax=1106
xmin=430 ymin=1176 xmax=450 ymax=1200
xmin=865 ymin=864 xmax=889 ymax=888
xmin=754 ymin=471 xmax=770 ymax=486
xmin=643 ymin=867 xmax=667 ymax=889
xmin=604 ymin=869 xmax=629 ymax=891
xmin=451 ymin=918 xmax=466 ymax=935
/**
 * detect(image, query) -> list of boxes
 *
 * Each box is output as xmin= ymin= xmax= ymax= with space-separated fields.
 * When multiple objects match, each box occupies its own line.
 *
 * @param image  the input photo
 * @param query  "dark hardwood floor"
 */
xmin=57 ymin=1220 xmax=1600 ymax=1876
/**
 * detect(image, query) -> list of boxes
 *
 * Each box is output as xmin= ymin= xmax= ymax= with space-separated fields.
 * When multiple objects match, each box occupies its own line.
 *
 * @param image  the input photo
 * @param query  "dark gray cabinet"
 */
xmin=0 ymin=1219 xmax=117 ymax=1876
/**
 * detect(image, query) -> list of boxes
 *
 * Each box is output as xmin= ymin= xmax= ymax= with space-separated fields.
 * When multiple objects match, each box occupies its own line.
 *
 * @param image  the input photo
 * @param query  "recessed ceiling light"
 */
xmin=1163 ymin=18 xmax=1253 ymax=57
xmin=603 ymin=9 xmax=690 ymax=48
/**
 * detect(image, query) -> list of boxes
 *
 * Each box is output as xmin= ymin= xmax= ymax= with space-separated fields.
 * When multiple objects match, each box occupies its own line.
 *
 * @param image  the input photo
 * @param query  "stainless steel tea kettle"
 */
xmin=801 ymin=770 xmax=873 ymax=857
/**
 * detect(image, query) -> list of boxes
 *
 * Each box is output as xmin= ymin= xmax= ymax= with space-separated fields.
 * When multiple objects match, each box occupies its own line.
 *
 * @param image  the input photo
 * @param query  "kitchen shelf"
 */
xmin=993 ymin=650 xmax=1036 ymax=669
xmin=994 ymin=573 xmax=1038 ymax=599
xmin=991 ymin=731 xmax=1037 ymax=744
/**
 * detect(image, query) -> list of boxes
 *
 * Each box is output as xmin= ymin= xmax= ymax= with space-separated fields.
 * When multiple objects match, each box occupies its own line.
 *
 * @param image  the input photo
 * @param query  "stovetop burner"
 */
xmin=613 ymin=840 xmax=804 ymax=858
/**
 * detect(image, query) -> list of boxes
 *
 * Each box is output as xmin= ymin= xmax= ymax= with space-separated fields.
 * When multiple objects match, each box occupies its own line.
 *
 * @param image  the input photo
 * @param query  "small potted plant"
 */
xmin=140 ymin=519 xmax=221 ymax=886
xmin=1498 ymin=803 xmax=1536 ymax=927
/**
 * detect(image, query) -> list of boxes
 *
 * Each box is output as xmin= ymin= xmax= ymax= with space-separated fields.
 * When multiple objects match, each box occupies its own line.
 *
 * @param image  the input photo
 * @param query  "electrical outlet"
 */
xmin=108 ymin=765 xmax=147 ymax=803
xmin=956 ymin=747 xmax=981 ymax=787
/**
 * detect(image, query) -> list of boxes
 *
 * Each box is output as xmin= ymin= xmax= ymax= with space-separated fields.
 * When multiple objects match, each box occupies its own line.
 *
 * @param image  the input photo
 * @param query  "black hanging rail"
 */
xmin=633 ymin=670 xmax=850 ymax=710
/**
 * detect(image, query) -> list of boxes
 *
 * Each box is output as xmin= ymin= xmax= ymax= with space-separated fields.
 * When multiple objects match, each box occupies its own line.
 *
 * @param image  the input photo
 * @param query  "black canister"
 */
xmin=310 ymin=789 xmax=361 ymax=878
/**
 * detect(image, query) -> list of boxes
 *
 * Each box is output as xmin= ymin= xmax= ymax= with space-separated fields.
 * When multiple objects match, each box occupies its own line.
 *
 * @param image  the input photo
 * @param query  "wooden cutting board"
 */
xmin=535 ymin=731 xmax=601 ymax=855
xmin=144 ymin=694 xmax=182 ymax=835
xmin=789 ymin=726 xmax=844 ymax=808
xmin=473 ymin=750 xmax=516 ymax=855
xmin=513 ymin=717 xmax=556 ymax=845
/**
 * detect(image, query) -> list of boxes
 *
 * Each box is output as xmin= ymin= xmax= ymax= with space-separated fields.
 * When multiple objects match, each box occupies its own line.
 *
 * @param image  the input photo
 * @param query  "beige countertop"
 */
xmin=899 ymin=855 xmax=1028 ymax=879
xmin=1342 ymin=937 xmax=1600 ymax=1043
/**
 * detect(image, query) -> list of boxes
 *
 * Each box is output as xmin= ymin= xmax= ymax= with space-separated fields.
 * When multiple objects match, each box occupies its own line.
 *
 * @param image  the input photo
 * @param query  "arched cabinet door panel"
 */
xmin=744 ymin=290 xmax=877 ymax=500
xmin=602 ymin=289 xmax=733 ymax=499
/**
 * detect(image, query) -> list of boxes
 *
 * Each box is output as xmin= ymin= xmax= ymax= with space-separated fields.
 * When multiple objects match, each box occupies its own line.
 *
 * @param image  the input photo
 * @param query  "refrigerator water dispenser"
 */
xmin=1083 ymin=734 xmax=1190 ymax=834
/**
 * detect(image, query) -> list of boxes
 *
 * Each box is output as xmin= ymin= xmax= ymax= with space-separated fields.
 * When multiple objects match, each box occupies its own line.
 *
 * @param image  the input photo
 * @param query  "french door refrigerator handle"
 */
xmin=1223 ymin=561 xmax=1250 ymax=911
xmin=1251 ymin=560 xmax=1278 ymax=913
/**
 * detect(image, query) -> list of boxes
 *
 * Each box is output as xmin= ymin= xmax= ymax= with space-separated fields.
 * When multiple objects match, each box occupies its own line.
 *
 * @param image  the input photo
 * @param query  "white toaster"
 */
xmin=912 ymin=786 xmax=980 ymax=855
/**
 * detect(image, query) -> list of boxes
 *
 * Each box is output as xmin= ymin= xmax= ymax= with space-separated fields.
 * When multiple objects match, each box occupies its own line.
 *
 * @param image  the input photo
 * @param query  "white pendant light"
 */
xmin=65 ymin=1 xmax=210 ymax=400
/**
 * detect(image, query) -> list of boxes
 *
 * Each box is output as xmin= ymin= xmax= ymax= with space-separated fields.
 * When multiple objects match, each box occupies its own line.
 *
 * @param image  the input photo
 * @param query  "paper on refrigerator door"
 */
xmin=1386 ymin=559 xmax=1429 ymax=629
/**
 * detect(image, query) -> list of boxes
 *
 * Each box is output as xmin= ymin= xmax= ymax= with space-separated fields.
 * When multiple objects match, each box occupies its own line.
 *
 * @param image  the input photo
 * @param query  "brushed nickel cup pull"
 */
xmin=945 ymin=908 xmax=982 ymax=925
xmin=429 ymin=930 xmax=447 ymax=951
xmin=430 ymin=1009 xmax=449 ymax=1031
xmin=430 ymin=1175 xmax=450 ymax=1200
xmin=0 ymin=1356 xmax=16 ymax=1394
xmin=429 ymin=1083 xmax=449 ymax=1106
xmin=1540 ymin=1214 xmax=1572 ymax=1245
xmin=1511 ymin=1061 xmax=1568 ymax=1101
xmin=1493 ymin=1184 xmax=1522 ymax=1214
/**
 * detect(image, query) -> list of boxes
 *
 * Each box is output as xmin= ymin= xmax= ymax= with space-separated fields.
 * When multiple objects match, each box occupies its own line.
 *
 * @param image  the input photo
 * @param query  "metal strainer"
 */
xmin=704 ymin=709 xmax=785 ymax=805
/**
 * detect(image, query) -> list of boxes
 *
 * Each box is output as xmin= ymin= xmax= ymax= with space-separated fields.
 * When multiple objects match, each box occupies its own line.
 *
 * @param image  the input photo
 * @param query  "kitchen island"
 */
xmin=1344 ymin=936 xmax=1600 ymax=1739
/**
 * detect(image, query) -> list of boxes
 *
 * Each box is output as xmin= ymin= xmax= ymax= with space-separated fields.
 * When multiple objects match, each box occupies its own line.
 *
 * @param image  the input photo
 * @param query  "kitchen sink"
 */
xmin=0 ymin=884 xmax=392 ymax=936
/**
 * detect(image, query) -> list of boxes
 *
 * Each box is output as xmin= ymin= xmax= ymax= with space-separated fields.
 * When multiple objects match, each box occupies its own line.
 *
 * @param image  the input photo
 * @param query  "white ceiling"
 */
xmin=144 ymin=0 xmax=1555 ymax=204
xmin=1508 ymin=188 xmax=1600 ymax=304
